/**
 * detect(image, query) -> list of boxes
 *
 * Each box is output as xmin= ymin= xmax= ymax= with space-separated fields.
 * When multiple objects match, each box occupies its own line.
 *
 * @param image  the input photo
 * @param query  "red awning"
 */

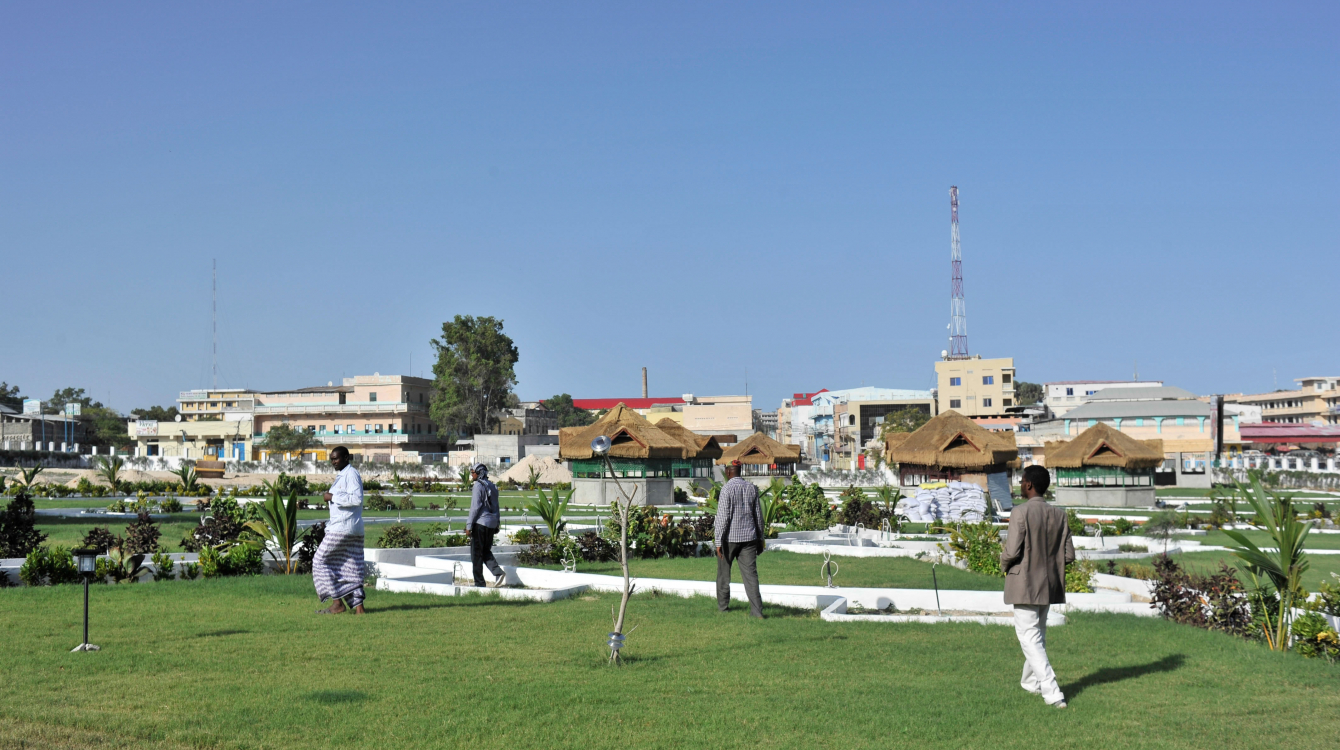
xmin=1239 ymin=423 xmax=1340 ymax=445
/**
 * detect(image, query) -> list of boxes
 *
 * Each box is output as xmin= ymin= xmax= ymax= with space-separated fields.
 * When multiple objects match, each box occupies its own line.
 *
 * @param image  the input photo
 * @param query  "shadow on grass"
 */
xmin=195 ymin=629 xmax=250 ymax=638
xmin=1062 ymin=654 xmax=1186 ymax=699
xmin=372 ymin=596 xmax=542 ymax=613
xmin=304 ymin=690 xmax=368 ymax=705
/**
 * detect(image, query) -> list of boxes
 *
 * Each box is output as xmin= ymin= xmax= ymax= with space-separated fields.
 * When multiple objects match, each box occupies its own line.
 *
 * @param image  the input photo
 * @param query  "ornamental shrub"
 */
xmin=787 ymin=483 xmax=831 ymax=531
xmin=1149 ymin=555 xmax=1250 ymax=636
xmin=1293 ymin=611 xmax=1340 ymax=663
xmin=199 ymin=544 xmax=264 ymax=577
xmin=296 ymin=522 xmax=326 ymax=574
xmin=365 ymin=492 xmax=396 ymax=511
xmin=940 ymin=521 xmax=1003 ymax=577
xmin=80 ymin=526 xmax=117 ymax=552
xmin=150 ymin=549 xmax=177 ymax=581
xmin=377 ymin=523 xmax=420 ymax=549
xmin=19 ymin=545 xmax=80 ymax=586
xmin=1066 ymin=509 xmax=1086 ymax=537
xmin=0 ymin=494 xmax=48 ymax=558
xmin=1065 ymin=559 xmax=1098 ymax=593
xmin=158 ymin=496 xmax=184 ymax=513
xmin=124 ymin=512 xmax=162 ymax=555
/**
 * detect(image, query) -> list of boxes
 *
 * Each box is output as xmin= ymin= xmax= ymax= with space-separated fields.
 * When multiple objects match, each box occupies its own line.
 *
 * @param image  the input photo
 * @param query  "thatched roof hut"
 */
xmin=881 ymin=432 xmax=912 ymax=461
xmin=559 ymin=402 xmax=687 ymax=460
xmin=1045 ymin=423 xmax=1165 ymax=470
xmin=886 ymin=410 xmax=1018 ymax=470
xmin=716 ymin=432 xmax=802 ymax=466
xmin=654 ymin=419 xmax=724 ymax=460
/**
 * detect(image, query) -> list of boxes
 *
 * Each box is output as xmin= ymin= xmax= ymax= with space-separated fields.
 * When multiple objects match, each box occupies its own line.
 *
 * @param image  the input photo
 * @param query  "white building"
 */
xmin=1044 ymin=380 xmax=1164 ymax=417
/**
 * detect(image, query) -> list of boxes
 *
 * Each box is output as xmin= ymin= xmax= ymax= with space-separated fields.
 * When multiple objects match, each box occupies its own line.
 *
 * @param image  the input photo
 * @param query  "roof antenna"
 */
xmin=1133 ymin=359 xmax=1138 ymax=381
xmin=212 ymin=259 xmax=218 ymax=390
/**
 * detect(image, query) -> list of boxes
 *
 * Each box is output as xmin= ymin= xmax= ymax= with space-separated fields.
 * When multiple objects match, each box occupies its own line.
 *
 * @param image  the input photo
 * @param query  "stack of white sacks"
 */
xmin=944 ymin=481 xmax=988 ymax=522
xmin=896 ymin=481 xmax=988 ymax=523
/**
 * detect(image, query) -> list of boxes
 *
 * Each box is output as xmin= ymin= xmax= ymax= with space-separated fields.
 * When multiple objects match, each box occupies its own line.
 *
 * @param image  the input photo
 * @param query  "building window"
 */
xmin=950 ymin=399 xmax=962 ymax=409
xmin=983 ymin=398 xmax=993 ymax=408
xmin=347 ymin=424 xmax=354 ymax=433
xmin=364 ymin=424 xmax=372 ymax=433
xmin=1065 ymin=387 xmax=1074 ymax=396
xmin=369 ymin=392 xmax=377 ymax=402
xmin=983 ymin=376 xmax=994 ymax=385
xmin=1003 ymin=399 xmax=1012 ymax=407
xmin=1003 ymin=374 xmax=1012 ymax=384
xmin=375 ymin=424 xmax=383 ymax=434
xmin=949 ymin=377 xmax=961 ymax=386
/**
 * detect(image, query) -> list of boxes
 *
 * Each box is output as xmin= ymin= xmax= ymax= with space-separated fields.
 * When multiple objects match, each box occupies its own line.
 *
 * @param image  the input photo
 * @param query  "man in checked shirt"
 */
xmin=715 ymin=460 xmax=766 ymax=618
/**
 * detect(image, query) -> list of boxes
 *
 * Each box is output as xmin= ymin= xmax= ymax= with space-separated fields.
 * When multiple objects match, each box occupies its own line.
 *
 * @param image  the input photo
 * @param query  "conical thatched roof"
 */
xmin=1044 ymin=422 xmax=1165 ymax=469
xmin=654 ymin=419 xmax=725 ymax=460
xmin=559 ymin=403 xmax=688 ymax=460
xmin=716 ymin=432 xmax=802 ymax=465
xmin=886 ymin=410 xmax=1018 ymax=469
xmin=881 ymin=432 xmax=913 ymax=463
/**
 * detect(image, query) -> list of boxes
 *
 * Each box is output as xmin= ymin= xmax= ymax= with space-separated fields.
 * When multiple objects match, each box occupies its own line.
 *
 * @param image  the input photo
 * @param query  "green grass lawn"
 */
xmin=546 ymin=549 xmax=1004 ymax=590
xmin=1117 ymin=550 xmax=1340 ymax=592
xmin=2 ymin=576 xmax=1337 ymax=749
xmin=1175 ymin=529 xmax=1340 ymax=550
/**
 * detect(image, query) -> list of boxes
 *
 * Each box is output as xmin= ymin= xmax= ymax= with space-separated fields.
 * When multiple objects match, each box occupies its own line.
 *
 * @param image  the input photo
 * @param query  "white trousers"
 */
xmin=1013 ymin=604 xmax=1064 ymax=704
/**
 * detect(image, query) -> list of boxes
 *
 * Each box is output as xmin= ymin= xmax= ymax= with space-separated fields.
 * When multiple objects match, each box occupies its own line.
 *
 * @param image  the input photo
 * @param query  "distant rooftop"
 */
xmin=1083 ymin=386 xmax=1198 ymax=402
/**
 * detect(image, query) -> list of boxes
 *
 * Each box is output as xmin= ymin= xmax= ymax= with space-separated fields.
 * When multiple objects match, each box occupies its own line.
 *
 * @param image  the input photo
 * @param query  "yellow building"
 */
xmin=1226 ymin=376 xmax=1340 ymax=425
xmin=935 ymin=356 xmax=1017 ymax=417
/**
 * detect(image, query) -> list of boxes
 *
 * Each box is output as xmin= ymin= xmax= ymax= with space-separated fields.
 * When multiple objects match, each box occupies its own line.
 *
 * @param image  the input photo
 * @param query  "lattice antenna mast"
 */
xmin=947 ymin=186 xmax=969 ymax=360
xmin=212 ymin=259 xmax=218 ymax=390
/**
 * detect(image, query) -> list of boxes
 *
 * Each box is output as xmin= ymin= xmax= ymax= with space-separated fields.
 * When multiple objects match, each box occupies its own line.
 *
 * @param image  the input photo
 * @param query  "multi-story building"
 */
xmin=492 ymin=402 xmax=558 ymax=436
xmin=1226 ymin=376 xmax=1340 ymax=425
xmin=935 ymin=356 xmax=1016 ymax=418
xmin=754 ymin=409 xmax=778 ymax=438
xmin=805 ymin=387 xmax=936 ymax=468
xmin=1027 ymin=385 xmax=1243 ymax=488
xmin=252 ymin=374 xmax=444 ymax=462
xmin=1043 ymin=380 xmax=1163 ymax=417
xmin=130 ymin=374 xmax=449 ymax=462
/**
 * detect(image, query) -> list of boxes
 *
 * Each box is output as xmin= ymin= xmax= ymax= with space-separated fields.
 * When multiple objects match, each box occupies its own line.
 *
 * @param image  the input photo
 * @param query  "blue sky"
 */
xmin=2 ymin=2 xmax=1335 ymax=412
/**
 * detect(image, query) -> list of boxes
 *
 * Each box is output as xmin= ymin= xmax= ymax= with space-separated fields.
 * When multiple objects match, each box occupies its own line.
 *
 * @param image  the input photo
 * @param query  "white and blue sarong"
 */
xmin=313 ymin=532 xmax=366 ymax=608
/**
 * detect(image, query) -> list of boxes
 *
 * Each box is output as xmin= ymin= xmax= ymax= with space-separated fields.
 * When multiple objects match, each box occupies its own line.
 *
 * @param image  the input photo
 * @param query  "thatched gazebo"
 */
xmin=715 ymin=432 xmax=802 ymax=486
xmin=886 ymin=410 xmax=1018 ymax=492
xmin=559 ymin=403 xmax=687 ymax=505
xmin=1045 ymin=423 xmax=1165 ymax=507
xmin=654 ymin=418 xmax=724 ymax=491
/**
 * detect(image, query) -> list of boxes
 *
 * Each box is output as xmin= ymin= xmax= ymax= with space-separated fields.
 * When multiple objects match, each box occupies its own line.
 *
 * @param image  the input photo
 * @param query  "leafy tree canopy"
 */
xmin=131 ymin=405 xmax=180 ymax=422
xmin=260 ymin=424 xmax=320 ymax=455
xmin=879 ymin=407 xmax=930 ymax=437
xmin=0 ymin=382 xmax=22 ymax=410
xmin=541 ymin=393 xmax=596 ymax=428
xmin=46 ymin=386 xmax=102 ymax=415
xmin=1015 ymin=381 xmax=1044 ymax=406
xmin=429 ymin=315 xmax=518 ymax=440
xmin=41 ymin=386 xmax=131 ymax=448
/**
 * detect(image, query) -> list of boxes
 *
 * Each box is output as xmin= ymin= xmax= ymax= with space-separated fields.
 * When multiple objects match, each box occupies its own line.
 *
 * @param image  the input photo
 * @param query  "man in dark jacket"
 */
xmin=465 ymin=463 xmax=505 ymax=588
xmin=1000 ymin=464 xmax=1076 ymax=708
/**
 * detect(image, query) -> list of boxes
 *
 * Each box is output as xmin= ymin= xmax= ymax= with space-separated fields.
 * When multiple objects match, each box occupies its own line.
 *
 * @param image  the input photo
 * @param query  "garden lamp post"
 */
xmin=71 ymin=548 xmax=101 ymax=652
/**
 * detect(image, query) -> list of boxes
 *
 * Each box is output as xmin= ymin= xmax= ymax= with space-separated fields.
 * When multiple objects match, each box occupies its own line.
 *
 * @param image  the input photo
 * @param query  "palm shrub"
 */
xmin=173 ymin=463 xmax=201 ymax=494
xmin=526 ymin=464 xmax=542 ymax=491
xmin=243 ymin=486 xmax=303 ymax=573
xmin=526 ymin=487 xmax=571 ymax=539
xmin=16 ymin=465 xmax=43 ymax=489
xmin=1144 ymin=509 xmax=1182 ymax=554
xmin=96 ymin=456 xmax=124 ymax=490
xmin=1222 ymin=477 xmax=1312 ymax=651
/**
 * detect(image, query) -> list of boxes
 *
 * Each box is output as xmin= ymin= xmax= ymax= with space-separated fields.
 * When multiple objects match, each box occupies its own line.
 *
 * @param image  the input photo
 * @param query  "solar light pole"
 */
xmin=71 ymin=548 xmax=101 ymax=652
xmin=592 ymin=435 xmax=640 ymax=664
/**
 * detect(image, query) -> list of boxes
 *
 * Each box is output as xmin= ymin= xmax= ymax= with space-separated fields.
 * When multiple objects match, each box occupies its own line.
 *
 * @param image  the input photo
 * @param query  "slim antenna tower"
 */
xmin=212 ymin=259 xmax=218 ymax=390
xmin=947 ymin=186 xmax=969 ymax=359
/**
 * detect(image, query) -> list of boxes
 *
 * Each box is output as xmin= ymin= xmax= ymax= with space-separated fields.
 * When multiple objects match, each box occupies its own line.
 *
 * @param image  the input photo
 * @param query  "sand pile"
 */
xmin=498 ymin=454 xmax=572 ymax=485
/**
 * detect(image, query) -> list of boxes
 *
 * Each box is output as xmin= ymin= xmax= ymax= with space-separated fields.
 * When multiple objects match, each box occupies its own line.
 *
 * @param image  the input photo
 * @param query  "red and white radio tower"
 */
xmin=947 ymin=186 xmax=969 ymax=360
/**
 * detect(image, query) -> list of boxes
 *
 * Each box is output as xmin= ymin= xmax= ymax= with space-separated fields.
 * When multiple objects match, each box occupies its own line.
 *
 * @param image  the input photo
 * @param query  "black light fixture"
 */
xmin=71 ymin=548 xmax=101 ymax=653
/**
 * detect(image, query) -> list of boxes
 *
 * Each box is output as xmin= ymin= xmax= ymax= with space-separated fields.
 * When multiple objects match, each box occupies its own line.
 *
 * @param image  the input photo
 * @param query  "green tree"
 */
xmin=879 ymin=407 xmax=930 ymax=438
xmin=0 ymin=382 xmax=22 ymax=410
xmin=45 ymin=386 xmax=98 ymax=415
xmin=541 ymin=393 xmax=596 ymax=428
xmin=130 ymin=405 xmax=180 ymax=421
xmin=41 ymin=387 xmax=129 ymax=448
xmin=430 ymin=315 xmax=518 ymax=439
xmin=1016 ymin=381 xmax=1044 ymax=405
xmin=259 ymin=424 xmax=319 ymax=457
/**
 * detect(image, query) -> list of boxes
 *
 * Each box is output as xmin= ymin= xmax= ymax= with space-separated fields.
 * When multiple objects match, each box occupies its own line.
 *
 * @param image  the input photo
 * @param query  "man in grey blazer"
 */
xmin=1000 ymin=464 xmax=1076 ymax=708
